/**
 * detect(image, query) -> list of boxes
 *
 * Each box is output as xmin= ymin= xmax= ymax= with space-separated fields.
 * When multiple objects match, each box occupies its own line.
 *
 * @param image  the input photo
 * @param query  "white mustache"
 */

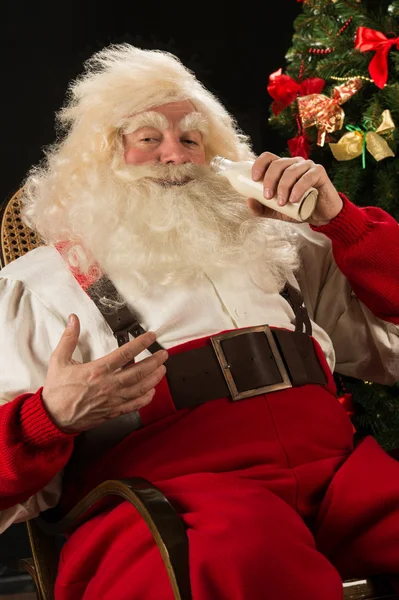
xmin=112 ymin=161 xmax=211 ymax=184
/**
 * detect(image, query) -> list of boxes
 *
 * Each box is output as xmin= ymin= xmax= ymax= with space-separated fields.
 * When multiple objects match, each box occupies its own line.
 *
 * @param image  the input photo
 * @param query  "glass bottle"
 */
xmin=210 ymin=156 xmax=318 ymax=222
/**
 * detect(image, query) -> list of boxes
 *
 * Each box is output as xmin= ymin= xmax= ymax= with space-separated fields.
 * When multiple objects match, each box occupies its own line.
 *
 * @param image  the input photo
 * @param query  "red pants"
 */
xmin=55 ymin=334 xmax=399 ymax=599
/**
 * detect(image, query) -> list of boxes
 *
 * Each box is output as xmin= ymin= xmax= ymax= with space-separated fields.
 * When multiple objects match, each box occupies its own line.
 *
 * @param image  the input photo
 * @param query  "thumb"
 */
xmin=52 ymin=314 xmax=81 ymax=364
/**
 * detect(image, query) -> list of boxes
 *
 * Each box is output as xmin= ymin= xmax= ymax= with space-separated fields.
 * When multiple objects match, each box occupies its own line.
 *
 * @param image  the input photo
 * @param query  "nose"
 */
xmin=159 ymin=136 xmax=189 ymax=165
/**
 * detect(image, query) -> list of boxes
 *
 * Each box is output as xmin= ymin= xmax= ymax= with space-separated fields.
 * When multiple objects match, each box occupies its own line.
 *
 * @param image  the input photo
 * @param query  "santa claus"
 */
xmin=0 ymin=44 xmax=398 ymax=599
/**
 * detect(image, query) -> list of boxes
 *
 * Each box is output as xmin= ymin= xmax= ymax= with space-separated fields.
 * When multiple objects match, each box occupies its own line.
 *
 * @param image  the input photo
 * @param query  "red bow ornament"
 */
xmin=267 ymin=68 xmax=325 ymax=116
xmin=355 ymin=27 xmax=399 ymax=89
xmin=297 ymin=78 xmax=362 ymax=146
xmin=287 ymin=134 xmax=311 ymax=160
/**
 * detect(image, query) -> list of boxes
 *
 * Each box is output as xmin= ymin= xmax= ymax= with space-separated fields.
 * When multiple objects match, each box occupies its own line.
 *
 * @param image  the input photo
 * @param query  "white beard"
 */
xmin=65 ymin=162 xmax=301 ymax=300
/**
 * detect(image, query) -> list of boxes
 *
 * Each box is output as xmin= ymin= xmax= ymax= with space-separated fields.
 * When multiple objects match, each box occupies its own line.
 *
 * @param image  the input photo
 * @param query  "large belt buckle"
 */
xmin=210 ymin=325 xmax=292 ymax=401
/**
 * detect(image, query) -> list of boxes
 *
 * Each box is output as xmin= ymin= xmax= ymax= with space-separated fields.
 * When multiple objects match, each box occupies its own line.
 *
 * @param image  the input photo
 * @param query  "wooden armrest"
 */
xmin=20 ymin=521 xmax=58 ymax=600
xmin=343 ymin=576 xmax=398 ymax=599
xmin=34 ymin=477 xmax=191 ymax=600
xmin=19 ymin=557 xmax=45 ymax=600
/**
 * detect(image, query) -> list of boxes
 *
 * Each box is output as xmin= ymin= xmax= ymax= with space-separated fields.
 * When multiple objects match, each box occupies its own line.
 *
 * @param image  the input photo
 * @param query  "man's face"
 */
xmin=62 ymin=100 xmax=297 ymax=293
xmin=123 ymin=100 xmax=207 ymax=167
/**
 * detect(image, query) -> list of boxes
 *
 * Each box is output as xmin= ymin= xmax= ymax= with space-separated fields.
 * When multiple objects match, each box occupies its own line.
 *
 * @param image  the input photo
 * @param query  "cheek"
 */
xmin=124 ymin=148 xmax=155 ymax=165
xmin=192 ymin=147 xmax=207 ymax=165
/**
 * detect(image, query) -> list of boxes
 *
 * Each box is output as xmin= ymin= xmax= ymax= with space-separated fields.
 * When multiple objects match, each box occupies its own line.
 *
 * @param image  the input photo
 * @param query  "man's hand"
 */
xmin=247 ymin=152 xmax=343 ymax=225
xmin=42 ymin=314 xmax=168 ymax=434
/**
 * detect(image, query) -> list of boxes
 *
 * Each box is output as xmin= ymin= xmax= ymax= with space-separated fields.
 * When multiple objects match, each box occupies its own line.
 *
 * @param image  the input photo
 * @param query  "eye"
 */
xmin=183 ymin=139 xmax=198 ymax=146
xmin=140 ymin=137 xmax=159 ymax=143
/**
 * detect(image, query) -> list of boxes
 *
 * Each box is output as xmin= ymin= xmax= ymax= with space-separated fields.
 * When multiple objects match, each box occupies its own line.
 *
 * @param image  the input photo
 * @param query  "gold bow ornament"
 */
xmin=297 ymin=78 xmax=362 ymax=146
xmin=329 ymin=109 xmax=395 ymax=167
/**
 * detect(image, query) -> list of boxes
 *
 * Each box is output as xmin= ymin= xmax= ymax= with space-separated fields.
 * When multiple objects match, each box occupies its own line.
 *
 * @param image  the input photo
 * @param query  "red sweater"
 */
xmin=310 ymin=195 xmax=399 ymax=325
xmin=0 ymin=196 xmax=398 ymax=512
xmin=0 ymin=391 xmax=75 ymax=510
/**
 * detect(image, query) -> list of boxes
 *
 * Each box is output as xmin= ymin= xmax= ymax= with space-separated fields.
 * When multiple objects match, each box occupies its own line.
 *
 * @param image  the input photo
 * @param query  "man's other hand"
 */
xmin=42 ymin=314 xmax=168 ymax=433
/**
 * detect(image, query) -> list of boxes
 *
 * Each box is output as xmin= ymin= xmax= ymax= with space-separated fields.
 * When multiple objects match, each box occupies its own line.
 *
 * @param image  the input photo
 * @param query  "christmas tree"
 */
xmin=267 ymin=0 xmax=399 ymax=450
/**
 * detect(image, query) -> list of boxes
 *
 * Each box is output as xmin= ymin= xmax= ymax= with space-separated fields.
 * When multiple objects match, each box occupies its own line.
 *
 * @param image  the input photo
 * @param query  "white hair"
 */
xmin=22 ymin=44 xmax=255 ymax=243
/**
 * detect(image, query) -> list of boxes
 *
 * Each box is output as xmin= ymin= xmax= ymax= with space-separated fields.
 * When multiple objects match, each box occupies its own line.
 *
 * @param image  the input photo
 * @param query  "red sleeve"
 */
xmin=310 ymin=194 xmax=399 ymax=325
xmin=0 ymin=388 xmax=76 ymax=510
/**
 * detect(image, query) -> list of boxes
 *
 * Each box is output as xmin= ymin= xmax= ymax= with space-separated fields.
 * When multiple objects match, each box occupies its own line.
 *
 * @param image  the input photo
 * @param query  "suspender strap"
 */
xmin=86 ymin=275 xmax=164 ymax=352
xmin=280 ymin=282 xmax=312 ymax=335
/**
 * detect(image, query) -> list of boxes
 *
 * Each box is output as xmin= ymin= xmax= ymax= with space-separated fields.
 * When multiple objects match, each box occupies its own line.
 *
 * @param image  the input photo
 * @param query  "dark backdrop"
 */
xmin=0 ymin=0 xmax=301 ymax=575
xmin=1 ymin=1 xmax=302 ymax=204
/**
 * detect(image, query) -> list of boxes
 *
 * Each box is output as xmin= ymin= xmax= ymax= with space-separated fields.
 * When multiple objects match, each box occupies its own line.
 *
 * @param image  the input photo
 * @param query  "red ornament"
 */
xmin=267 ymin=68 xmax=325 ymax=116
xmin=338 ymin=393 xmax=355 ymax=418
xmin=288 ymin=134 xmax=311 ymax=159
xmin=355 ymin=26 xmax=399 ymax=88
xmin=338 ymin=393 xmax=357 ymax=433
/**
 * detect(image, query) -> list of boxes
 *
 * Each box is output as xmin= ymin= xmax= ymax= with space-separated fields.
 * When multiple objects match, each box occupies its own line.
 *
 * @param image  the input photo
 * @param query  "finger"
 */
xmin=98 ymin=331 xmax=158 ymax=373
xmin=275 ymin=160 xmax=314 ymax=207
xmin=51 ymin=314 xmax=81 ymax=365
xmin=247 ymin=197 xmax=282 ymax=220
xmin=116 ymin=349 xmax=168 ymax=388
xmin=251 ymin=151 xmax=279 ymax=182
xmin=289 ymin=167 xmax=321 ymax=205
xmin=119 ymin=364 xmax=167 ymax=401
xmin=263 ymin=157 xmax=305 ymax=201
xmin=108 ymin=388 xmax=156 ymax=419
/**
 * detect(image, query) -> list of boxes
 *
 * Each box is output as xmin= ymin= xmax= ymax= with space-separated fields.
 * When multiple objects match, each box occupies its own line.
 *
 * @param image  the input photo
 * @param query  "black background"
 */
xmin=1 ymin=0 xmax=301 ymax=570
xmin=1 ymin=1 xmax=302 ymax=205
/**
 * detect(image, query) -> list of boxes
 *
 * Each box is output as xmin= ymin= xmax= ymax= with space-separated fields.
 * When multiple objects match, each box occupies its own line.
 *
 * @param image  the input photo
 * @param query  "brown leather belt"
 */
xmin=166 ymin=325 xmax=328 ymax=409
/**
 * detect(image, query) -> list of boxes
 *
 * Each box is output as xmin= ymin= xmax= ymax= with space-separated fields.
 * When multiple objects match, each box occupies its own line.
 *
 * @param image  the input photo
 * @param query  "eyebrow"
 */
xmin=122 ymin=112 xmax=169 ymax=134
xmin=121 ymin=111 xmax=209 ymax=137
xmin=179 ymin=113 xmax=209 ymax=137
